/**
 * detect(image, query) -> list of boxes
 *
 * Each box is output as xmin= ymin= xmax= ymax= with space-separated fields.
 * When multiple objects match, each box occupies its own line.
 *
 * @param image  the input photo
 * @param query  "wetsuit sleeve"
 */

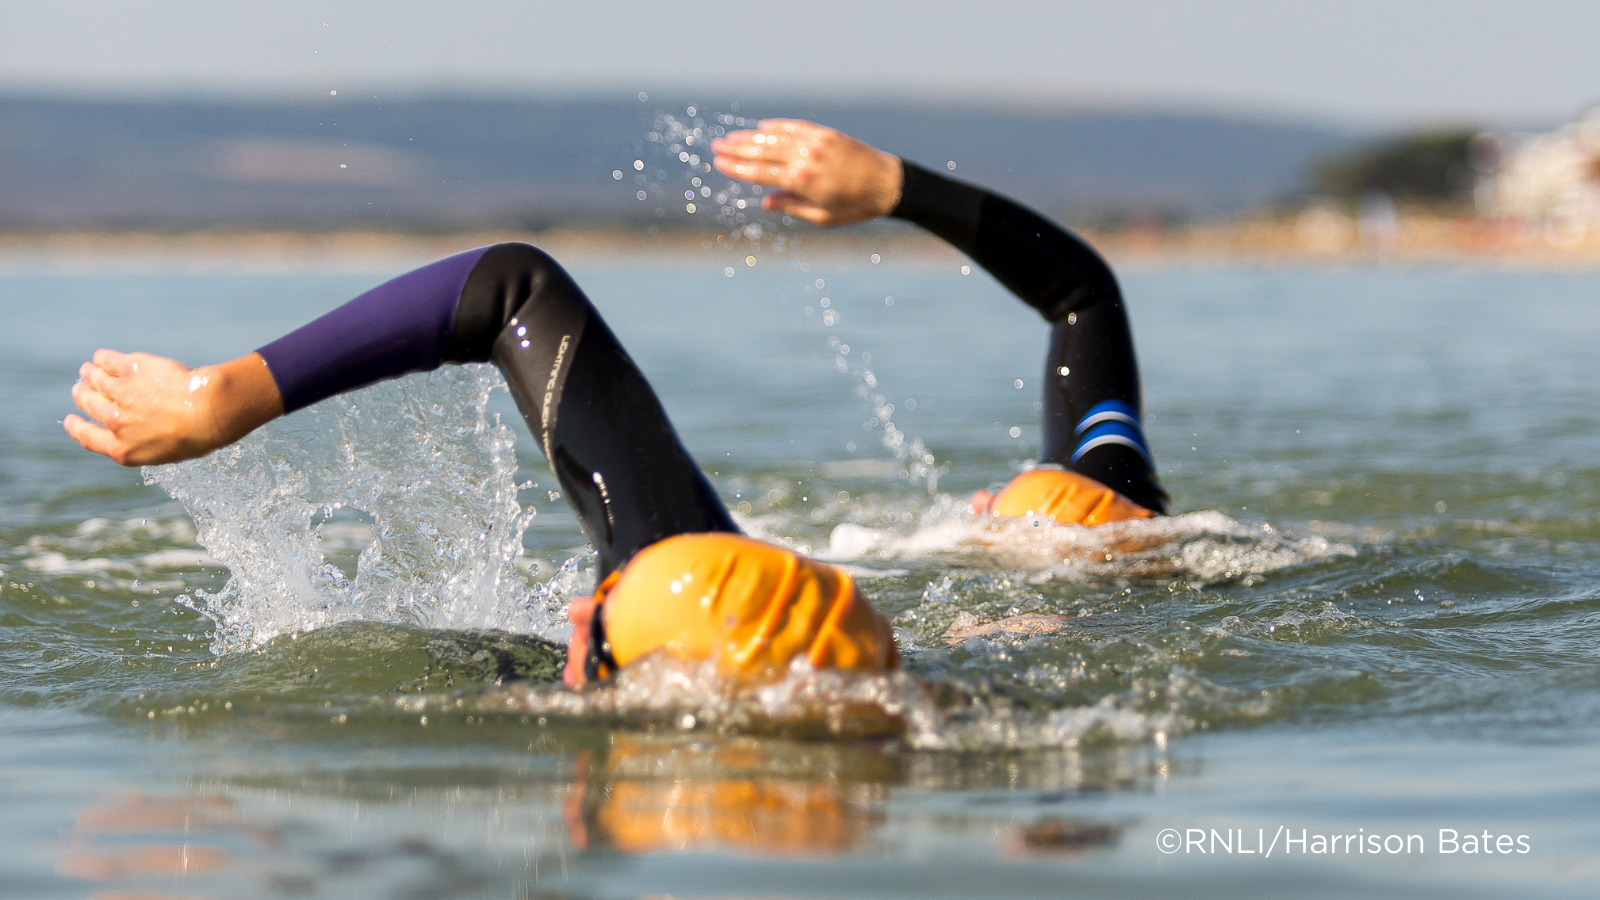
xmin=256 ymin=247 xmax=491 ymax=413
xmin=889 ymin=161 xmax=1168 ymax=513
xmin=254 ymin=244 xmax=739 ymax=576
xmin=890 ymin=160 xmax=1118 ymax=323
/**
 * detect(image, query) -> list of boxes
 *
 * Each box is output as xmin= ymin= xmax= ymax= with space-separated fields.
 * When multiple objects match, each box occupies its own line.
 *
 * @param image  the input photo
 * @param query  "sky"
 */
xmin=2 ymin=0 xmax=1597 ymax=126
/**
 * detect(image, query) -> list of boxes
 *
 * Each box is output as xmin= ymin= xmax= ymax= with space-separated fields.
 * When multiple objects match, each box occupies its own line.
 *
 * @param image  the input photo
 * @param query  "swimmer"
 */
xmin=713 ymin=120 xmax=1168 ymax=528
xmin=65 ymin=244 xmax=898 ymax=686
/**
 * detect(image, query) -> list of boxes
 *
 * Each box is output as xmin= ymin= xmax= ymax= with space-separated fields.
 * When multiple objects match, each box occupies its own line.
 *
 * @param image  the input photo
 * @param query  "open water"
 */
xmin=4 ymin=252 xmax=1600 ymax=898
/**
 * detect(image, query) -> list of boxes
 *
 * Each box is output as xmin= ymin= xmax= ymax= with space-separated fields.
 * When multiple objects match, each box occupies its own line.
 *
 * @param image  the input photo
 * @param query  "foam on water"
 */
xmin=414 ymin=654 xmax=1183 ymax=751
xmin=144 ymin=365 xmax=567 ymax=653
xmin=823 ymin=508 xmax=1357 ymax=582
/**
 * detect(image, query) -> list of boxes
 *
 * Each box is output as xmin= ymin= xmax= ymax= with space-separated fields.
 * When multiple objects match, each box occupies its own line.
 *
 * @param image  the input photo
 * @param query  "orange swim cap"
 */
xmin=592 ymin=533 xmax=899 ymax=681
xmin=988 ymin=467 xmax=1153 ymax=526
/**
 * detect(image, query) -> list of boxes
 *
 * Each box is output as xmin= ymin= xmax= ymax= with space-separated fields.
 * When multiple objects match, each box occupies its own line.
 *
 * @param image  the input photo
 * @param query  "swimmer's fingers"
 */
xmin=567 ymin=596 xmax=597 ymax=625
xmin=711 ymin=154 xmax=796 ymax=189
xmin=79 ymin=360 xmax=123 ymax=400
xmin=70 ymin=379 xmax=120 ymax=427
xmin=713 ymin=123 xmax=826 ymax=172
xmin=564 ymin=596 xmax=597 ymax=687
xmin=711 ymin=131 xmax=793 ymax=163
xmin=762 ymin=192 xmax=834 ymax=227
xmin=757 ymin=118 xmax=824 ymax=140
xmin=970 ymin=490 xmax=995 ymax=515
xmin=91 ymin=348 xmax=133 ymax=377
xmin=63 ymin=414 xmax=130 ymax=465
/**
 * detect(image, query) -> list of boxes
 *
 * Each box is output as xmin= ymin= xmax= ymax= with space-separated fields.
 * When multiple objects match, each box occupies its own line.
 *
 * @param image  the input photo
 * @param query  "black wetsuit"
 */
xmin=892 ymin=161 xmax=1167 ymax=513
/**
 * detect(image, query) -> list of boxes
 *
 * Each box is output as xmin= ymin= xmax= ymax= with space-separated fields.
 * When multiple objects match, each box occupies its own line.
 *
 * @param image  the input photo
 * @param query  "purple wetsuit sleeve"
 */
xmin=256 ymin=246 xmax=492 ymax=413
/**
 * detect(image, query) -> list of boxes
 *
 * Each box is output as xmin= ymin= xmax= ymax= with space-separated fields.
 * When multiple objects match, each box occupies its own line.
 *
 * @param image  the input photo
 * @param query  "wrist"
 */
xmin=203 ymin=353 xmax=285 ymax=446
xmin=873 ymin=153 xmax=905 ymax=218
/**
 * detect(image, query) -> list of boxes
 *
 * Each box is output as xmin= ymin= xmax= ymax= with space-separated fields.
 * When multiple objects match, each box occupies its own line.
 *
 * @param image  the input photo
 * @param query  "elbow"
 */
xmin=1044 ymin=273 xmax=1121 ymax=322
xmin=447 ymin=243 xmax=574 ymax=361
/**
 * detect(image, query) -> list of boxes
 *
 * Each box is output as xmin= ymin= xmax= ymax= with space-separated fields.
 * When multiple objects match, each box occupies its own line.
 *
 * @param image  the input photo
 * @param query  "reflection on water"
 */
xmin=51 ymin=725 xmax=1150 ymax=899
xmin=58 ymin=794 xmax=240 ymax=883
xmin=564 ymin=734 xmax=889 ymax=854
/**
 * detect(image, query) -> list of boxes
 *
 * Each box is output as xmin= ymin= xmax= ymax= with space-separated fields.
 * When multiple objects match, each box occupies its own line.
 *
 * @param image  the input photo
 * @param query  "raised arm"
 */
xmin=714 ymin=120 xmax=1167 ymax=514
xmin=66 ymin=247 xmax=492 ymax=467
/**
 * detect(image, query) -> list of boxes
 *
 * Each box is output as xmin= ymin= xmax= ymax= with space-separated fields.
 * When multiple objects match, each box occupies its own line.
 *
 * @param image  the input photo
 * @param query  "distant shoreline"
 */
xmin=4 ymin=214 xmax=1599 ymax=270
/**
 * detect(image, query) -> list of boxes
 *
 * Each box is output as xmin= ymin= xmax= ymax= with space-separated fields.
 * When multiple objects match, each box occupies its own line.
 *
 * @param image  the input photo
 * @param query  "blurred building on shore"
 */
xmin=1479 ymin=107 xmax=1600 ymax=237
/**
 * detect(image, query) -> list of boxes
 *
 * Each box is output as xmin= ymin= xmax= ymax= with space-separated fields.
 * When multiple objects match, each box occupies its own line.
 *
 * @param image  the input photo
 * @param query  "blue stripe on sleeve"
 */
xmin=1075 ymin=399 xmax=1142 ymax=435
xmin=1071 ymin=419 xmax=1151 ymax=464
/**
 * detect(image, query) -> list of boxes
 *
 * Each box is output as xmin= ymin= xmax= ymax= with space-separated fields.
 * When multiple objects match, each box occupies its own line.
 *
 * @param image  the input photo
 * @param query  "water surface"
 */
xmin=4 ymin=256 xmax=1600 ymax=898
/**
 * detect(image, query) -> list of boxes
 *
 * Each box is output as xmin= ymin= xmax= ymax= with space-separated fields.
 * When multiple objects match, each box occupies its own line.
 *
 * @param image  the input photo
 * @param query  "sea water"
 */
xmin=4 ymin=256 xmax=1600 ymax=898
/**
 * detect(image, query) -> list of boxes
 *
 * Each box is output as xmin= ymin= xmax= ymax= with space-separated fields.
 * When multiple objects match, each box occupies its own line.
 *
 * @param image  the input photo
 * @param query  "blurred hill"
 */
xmin=0 ymin=96 xmax=1357 ymax=231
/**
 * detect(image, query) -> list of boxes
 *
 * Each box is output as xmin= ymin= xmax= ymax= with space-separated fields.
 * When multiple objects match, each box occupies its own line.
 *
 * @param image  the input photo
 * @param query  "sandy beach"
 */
xmin=6 ymin=212 xmax=1600 ymax=272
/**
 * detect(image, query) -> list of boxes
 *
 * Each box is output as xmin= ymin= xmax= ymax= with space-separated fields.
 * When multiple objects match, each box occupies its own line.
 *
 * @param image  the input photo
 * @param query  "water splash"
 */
xmin=642 ymin=106 xmax=794 ymax=253
xmin=145 ymin=365 xmax=566 ymax=654
xmin=825 ymin=334 xmax=947 ymax=494
xmin=642 ymin=109 xmax=946 ymax=493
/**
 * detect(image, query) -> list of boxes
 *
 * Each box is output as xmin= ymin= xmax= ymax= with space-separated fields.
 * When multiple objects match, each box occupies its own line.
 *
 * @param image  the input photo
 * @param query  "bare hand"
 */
xmin=712 ymin=119 xmax=903 ymax=228
xmin=64 ymin=350 xmax=284 ymax=466
xmin=564 ymin=596 xmax=598 ymax=686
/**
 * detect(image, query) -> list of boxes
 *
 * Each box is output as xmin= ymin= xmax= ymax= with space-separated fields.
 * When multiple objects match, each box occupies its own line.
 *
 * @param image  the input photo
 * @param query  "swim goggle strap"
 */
xmin=583 ymin=571 xmax=623 ymax=683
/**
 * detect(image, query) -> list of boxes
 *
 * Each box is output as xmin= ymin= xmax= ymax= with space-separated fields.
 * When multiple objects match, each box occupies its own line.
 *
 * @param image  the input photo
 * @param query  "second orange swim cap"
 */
xmin=987 ymin=466 xmax=1153 ymax=526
